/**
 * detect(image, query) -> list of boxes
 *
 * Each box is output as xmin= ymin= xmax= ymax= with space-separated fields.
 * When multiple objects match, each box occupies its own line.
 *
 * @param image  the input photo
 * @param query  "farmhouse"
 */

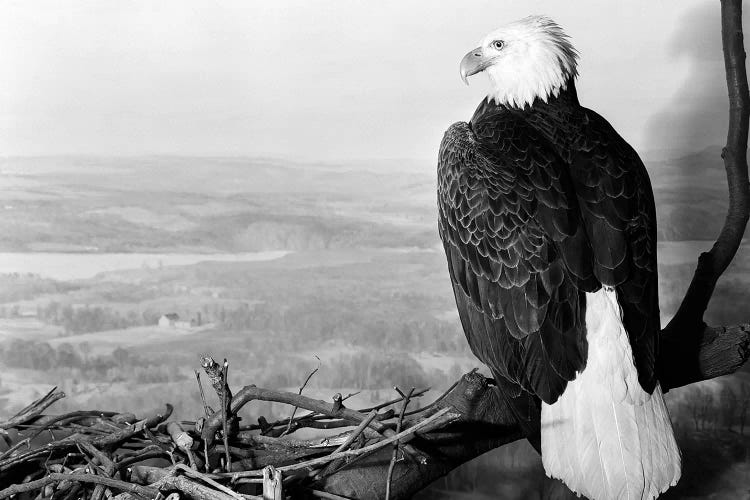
xmin=158 ymin=312 xmax=197 ymax=329
xmin=158 ymin=313 xmax=179 ymax=328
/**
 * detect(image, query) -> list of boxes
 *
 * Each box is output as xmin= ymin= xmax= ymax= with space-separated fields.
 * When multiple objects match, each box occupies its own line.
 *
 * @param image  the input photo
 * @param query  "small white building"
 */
xmin=158 ymin=313 xmax=180 ymax=328
xmin=158 ymin=313 xmax=196 ymax=329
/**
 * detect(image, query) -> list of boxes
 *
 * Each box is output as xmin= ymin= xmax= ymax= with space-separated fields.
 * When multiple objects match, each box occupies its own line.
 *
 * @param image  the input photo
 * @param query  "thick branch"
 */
xmin=660 ymin=323 xmax=750 ymax=390
xmin=664 ymin=0 xmax=750 ymax=337
xmin=317 ymin=371 xmax=522 ymax=500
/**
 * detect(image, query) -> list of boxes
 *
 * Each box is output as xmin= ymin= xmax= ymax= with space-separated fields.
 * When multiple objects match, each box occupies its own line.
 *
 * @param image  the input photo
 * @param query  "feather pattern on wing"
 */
xmin=438 ymin=112 xmax=596 ymax=406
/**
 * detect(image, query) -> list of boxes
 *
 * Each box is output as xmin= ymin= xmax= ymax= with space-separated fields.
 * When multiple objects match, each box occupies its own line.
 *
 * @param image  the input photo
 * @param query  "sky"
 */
xmin=0 ymin=0 xmax=740 ymax=162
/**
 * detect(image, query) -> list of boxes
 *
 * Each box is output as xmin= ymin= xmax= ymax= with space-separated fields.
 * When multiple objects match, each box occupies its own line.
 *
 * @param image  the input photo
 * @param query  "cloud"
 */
xmin=643 ymin=2 xmax=748 ymax=156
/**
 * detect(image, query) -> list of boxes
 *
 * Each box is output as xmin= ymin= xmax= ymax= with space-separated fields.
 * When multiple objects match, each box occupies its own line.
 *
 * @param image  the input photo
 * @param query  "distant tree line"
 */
xmin=0 ymin=339 xmax=185 ymax=384
xmin=219 ymin=300 xmax=468 ymax=354
xmin=0 ymin=274 xmax=78 ymax=303
xmin=675 ymin=383 xmax=750 ymax=435
xmin=40 ymin=302 xmax=151 ymax=334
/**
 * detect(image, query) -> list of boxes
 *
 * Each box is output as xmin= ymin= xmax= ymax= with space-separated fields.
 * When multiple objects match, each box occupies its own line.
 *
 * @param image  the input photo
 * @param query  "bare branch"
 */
xmin=663 ymin=0 xmax=750 ymax=338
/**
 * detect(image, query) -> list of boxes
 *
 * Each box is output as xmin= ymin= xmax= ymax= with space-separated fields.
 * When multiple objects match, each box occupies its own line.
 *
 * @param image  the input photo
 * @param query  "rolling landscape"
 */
xmin=1 ymin=151 xmax=749 ymax=498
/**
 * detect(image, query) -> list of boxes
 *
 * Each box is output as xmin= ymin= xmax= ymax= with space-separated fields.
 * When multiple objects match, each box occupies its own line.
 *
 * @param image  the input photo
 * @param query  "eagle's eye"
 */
xmin=492 ymin=40 xmax=505 ymax=50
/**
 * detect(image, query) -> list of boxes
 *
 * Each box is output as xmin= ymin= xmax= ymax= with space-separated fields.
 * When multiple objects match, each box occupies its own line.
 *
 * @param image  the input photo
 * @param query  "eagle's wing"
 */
xmin=438 ymin=116 xmax=597 ymax=404
xmin=563 ymin=108 xmax=660 ymax=393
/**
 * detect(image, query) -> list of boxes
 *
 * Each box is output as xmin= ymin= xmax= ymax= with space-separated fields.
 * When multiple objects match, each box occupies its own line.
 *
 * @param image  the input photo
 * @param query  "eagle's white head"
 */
xmin=460 ymin=15 xmax=578 ymax=109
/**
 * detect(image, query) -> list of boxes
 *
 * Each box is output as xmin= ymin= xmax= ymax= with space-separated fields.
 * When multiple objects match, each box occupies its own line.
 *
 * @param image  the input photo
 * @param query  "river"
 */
xmin=0 ymin=251 xmax=290 ymax=280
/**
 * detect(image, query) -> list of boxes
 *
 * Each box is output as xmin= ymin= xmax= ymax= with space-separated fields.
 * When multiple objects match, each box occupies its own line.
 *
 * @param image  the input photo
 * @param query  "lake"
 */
xmin=0 ymin=251 xmax=290 ymax=280
xmin=0 ymin=241 xmax=740 ymax=282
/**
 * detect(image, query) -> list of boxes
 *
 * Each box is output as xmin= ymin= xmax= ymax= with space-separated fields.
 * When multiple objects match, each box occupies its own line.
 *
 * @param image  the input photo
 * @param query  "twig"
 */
xmin=403 ymin=379 xmax=460 ymax=417
xmin=201 ymin=356 xmax=232 ymax=401
xmin=0 ymin=472 xmax=157 ymax=499
xmin=0 ymin=387 xmax=65 ymax=431
xmin=241 ymin=388 xmax=427 ymax=434
xmin=222 ymin=359 xmax=231 ymax=472
xmin=340 ymin=391 xmax=361 ymax=402
xmin=330 ymin=410 xmax=379 ymax=456
xmin=314 ymin=410 xmax=380 ymax=479
xmin=0 ymin=405 xmax=173 ymax=473
xmin=166 ymin=422 xmax=198 ymax=469
xmin=309 ymin=490 xmax=353 ymax=500
xmin=195 ymin=370 xmax=214 ymax=417
xmin=0 ymin=437 xmax=30 ymax=461
xmin=78 ymin=441 xmax=116 ymax=500
xmin=173 ymin=463 xmax=245 ymax=500
xmin=282 ymin=356 xmax=321 ymax=437
xmin=202 ymin=386 xmax=408 ymax=450
xmin=217 ymin=406 xmax=457 ymax=478
xmin=115 ymin=446 xmax=168 ymax=472
xmin=357 ymin=387 xmax=429 ymax=414
xmin=385 ymin=388 xmax=414 ymax=500
xmin=132 ymin=466 xmax=262 ymax=500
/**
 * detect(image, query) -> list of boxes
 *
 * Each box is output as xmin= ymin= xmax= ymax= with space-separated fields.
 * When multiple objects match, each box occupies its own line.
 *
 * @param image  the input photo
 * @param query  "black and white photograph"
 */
xmin=0 ymin=1 xmax=749 ymax=499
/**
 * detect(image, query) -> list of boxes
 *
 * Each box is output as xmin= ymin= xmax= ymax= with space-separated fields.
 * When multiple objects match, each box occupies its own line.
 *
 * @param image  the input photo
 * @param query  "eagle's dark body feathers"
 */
xmin=438 ymin=80 xmax=659 ymax=407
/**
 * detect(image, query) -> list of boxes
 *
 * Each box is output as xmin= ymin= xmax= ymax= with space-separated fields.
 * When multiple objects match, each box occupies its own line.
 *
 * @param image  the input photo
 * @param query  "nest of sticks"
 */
xmin=0 ymin=356 xmax=460 ymax=500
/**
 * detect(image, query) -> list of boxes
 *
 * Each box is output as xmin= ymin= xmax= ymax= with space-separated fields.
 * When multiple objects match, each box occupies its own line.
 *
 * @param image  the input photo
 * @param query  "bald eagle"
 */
xmin=438 ymin=16 xmax=681 ymax=500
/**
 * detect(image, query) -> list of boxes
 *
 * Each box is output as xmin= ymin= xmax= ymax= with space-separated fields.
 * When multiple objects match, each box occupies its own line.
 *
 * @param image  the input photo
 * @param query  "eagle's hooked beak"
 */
xmin=460 ymin=46 xmax=490 ymax=85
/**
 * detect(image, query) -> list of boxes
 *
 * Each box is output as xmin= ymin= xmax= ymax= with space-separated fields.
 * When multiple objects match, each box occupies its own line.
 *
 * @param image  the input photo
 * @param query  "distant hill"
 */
xmin=0 ymin=150 xmax=746 ymax=252
xmin=646 ymin=146 xmax=749 ymax=241
xmin=0 ymin=156 xmax=436 ymax=253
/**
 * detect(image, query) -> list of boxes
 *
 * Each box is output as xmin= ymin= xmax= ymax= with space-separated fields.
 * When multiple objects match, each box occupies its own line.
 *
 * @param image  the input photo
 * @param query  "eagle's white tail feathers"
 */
xmin=541 ymin=288 xmax=681 ymax=500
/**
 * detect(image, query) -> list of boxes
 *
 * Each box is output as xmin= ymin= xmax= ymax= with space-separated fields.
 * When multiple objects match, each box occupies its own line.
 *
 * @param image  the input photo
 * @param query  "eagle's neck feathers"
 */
xmin=483 ymin=16 xmax=579 ymax=109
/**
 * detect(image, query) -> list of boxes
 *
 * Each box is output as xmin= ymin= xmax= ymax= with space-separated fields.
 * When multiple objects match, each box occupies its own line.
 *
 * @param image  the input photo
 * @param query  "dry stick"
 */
xmin=243 ymin=387 xmax=427 ymax=433
xmin=77 ymin=441 xmax=116 ymax=500
xmin=0 ymin=405 xmax=172 ymax=472
xmin=166 ymin=422 xmax=198 ymax=470
xmin=385 ymin=388 xmax=414 ymax=500
xmin=204 ymin=439 xmax=211 ymax=474
xmin=0 ymin=387 xmax=65 ymax=430
xmin=2 ymin=410 xmax=117 ymax=458
xmin=0 ymin=472 xmax=157 ymax=499
xmin=115 ymin=447 xmax=167 ymax=472
xmin=308 ymin=490 xmax=353 ymax=500
xmin=218 ymin=407 xmax=456 ymax=478
xmin=402 ymin=379 xmax=460 ymax=417
xmin=132 ymin=466 xmax=262 ymax=500
xmin=195 ymin=371 xmax=213 ymax=417
xmin=173 ymin=463 xmax=245 ymax=500
xmin=282 ymin=357 xmax=321 ymax=437
xmin=201 ymin=356 xmax=232 ymax=471
xmin=202 ymin=385 xmax=422 ymax=465
xmin=329 ymin=410 xmax=379 ymax=456
xmin=222 ymin=359 xmax=231 ymax=472
xmin=237 ymin=431 xmax=351 ymax=449
xmin=340 ymin=391 xmax=361 ymax=402
xmin=156 ymin=475 xmax=254 ymax=500
xmin=314 ymin=410 xmax=380 ymax=479
xmin=0 ymin=437 xmax=30 ymax=462
xmin=357 ymin=387 xmax=430 ymax=414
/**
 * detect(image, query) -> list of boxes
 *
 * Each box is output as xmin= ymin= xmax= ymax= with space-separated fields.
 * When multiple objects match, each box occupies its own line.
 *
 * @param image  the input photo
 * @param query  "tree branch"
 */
xmin=662 ymin=0 xmax=750 ymax=339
